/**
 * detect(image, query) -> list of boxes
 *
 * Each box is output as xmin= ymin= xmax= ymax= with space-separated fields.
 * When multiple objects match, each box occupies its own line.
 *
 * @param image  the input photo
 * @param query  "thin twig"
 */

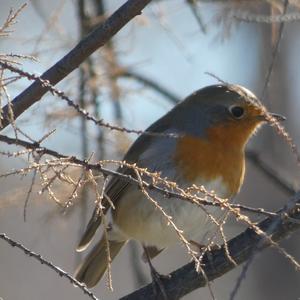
xmin=246 ymin=150 xmax=295 ymax=195
xmin=261 ymin=0 xmax=289 ymax=101
xmin=0 ymin=133 xmax=279 ymax=219
xmin=0 ymin=61 xmax=179 ymax=138
xmin=235 ymin=12 xmax=300 ymax=23
xmin=229 ymin=249 xmax=255 ymax=300
xmin=117 ymin=69 xmax=180 ymax=104
xmin=186 ymin=0 xmax=206 ymax=33
xmin=23 ymin=169 xmax=38 ymax=222
xmin=0 ymin=233 xmax=99 ymax=300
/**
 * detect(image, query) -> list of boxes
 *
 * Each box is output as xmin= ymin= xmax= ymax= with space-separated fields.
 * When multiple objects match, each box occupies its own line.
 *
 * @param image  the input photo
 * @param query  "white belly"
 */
xmin=110 ymin=176 xmax=229 ymax=249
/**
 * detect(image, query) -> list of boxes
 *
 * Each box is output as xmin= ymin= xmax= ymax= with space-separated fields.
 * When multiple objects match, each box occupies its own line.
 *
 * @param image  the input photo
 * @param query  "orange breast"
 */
xmin=173 ymin=120 xmax=259 ymax=198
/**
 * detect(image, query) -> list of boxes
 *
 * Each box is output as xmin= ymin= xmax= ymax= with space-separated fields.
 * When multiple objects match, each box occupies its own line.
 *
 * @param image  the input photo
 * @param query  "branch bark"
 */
xmin=121 ymin=193 xmax=300 ymax=300
xmin=0 ymin=0 xmax=152 ymax=130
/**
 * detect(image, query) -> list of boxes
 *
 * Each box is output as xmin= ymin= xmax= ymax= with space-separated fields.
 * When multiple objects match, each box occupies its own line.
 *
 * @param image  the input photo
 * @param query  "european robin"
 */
xmin=74 ymin=84 xmax=284 ymax=288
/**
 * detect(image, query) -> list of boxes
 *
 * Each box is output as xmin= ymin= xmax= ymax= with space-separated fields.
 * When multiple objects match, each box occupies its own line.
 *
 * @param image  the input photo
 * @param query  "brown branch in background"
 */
xmin=261 ymin=0 xmax=289 ymax=101
xmin=117 ymin=69 xmax=180 ymax=104
xmin=186 ymin=0 xmax=206 ymax=33
xmin=77 ymin=0 xmax=90 ymax=160
xmin=234 ymin=12 xmax=300 ymax=23
xmin=76 ymin=0 xmax=91 ymax=265
xmin=23 ymin=169 xmax=37 ymax=222
xmin=90 ymin=0 xmax=106 ymax=161
xmin=0 ymin=0 xmax=153 ymax=130
xmin=246 ymin=150 xmax=295 ymax=195
xmin=229 ymin=251 xmax=254 ymax=300
xmin=0 ymin=233 xmax=99 ymax=300
xmin=120 ymin=192 xmax=300 ymax=300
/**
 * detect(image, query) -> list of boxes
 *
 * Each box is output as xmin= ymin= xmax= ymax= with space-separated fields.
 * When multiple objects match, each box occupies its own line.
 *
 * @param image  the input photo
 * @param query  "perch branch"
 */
xmin=121 ymin=192 xmax=300 ymax=300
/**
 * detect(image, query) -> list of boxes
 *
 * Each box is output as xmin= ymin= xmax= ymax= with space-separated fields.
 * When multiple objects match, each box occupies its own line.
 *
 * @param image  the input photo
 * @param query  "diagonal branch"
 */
xmin=116 ymin=69 xmax=180 ymax=104
xmin=0 ymin=233 xmax=99 ymax=300
xmin=0 ymin=0 xmax=153 ymax=130
xmin=121 ymin=192 xmax=300 ymax=300
xmin=246 ymin=150 xmax=295 ymax=196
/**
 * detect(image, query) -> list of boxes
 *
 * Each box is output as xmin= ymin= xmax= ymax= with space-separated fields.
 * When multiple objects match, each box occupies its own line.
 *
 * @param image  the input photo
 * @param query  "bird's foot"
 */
xmin=143 ymin=245 xmax=170 ymax=299
xmin=190 ymin=240 xmax=222 ymax=257
xmin=149 ymin=265 xmax=170 ymax=300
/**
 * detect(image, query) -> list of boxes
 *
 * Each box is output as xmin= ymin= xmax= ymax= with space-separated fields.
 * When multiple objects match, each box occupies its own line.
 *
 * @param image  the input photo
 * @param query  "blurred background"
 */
xmin=0 ymin=0 xmax=300 ymax=299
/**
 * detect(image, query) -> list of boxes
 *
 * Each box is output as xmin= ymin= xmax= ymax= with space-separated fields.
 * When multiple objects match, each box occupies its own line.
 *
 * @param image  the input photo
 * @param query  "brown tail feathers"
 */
xmin=75 ymin=236 xmax=125 ymax=288
xmin=76 ymin=208 xmax=102 ymax=252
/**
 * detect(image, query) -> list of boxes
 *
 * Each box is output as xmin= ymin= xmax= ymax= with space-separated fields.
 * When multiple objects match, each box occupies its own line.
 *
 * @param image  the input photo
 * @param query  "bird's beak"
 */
xmin=256 ymin=112 xmax=286 ymax=122
xmin=268 ymin=112 xmax=286 ymax=122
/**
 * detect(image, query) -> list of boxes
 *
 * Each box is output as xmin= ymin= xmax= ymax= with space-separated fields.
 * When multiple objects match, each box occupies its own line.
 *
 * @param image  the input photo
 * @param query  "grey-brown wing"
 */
xmin=76 ymin=167 xmax=133 ymax=252
xmin=76 ymin=112 xmax=174 ymax=252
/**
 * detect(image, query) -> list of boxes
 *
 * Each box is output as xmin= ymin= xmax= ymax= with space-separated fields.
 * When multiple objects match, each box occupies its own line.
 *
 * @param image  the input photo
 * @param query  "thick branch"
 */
xmin=121 ymin=193 xmax=300 ymax=300
xmin=0 ymin=0 xmax=152 ymax=130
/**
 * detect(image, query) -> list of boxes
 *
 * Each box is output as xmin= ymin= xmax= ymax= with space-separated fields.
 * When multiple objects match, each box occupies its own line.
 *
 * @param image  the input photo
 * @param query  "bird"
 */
xmin=74 ymin=84 xmax=284 ymax=288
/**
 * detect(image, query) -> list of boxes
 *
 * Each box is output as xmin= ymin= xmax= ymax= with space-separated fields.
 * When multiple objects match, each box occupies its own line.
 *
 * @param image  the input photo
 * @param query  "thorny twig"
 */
xmin=0 ymin=133 xmax=279 ymax=218
xmin=0 ymin=233 xmax=99 ymax=300
xmin=62 ymin=169 xmax=87 ymax=211
xmin=0 ymin=61 xmax=179 ymax=139
xmin=0 ymin=3 xmax=27 ymax=36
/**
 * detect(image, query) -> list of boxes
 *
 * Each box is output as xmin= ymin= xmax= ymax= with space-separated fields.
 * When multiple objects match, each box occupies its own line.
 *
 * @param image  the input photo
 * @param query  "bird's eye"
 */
xmin=229 ymin=105 xmax=245 ymax=119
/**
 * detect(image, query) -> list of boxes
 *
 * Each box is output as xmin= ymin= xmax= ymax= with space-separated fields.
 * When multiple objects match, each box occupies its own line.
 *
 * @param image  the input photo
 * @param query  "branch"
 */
xmin=186 ymin=0 xmax=206 ymax=33
xmin=261 ymin=0 xmax=289 ymax=100
xmin=0 ymin=133 xmax=278 ymax=218
xmin=117 ymin=69 xmax=180 ymax=104
xmin=0 ymin=0 xmax=152 ymax=130
xmin=0 ymin=233 xmax=99 ymax=300
xmin=0 ymin=61 xmax=179 ymax=138
xmin=121 ymin=192 xmax=300 ymax=300
xmin=246 ymin=150 xmax=295 ymax=196
xmin=234 ymin=12 xmax=300 ymax=23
